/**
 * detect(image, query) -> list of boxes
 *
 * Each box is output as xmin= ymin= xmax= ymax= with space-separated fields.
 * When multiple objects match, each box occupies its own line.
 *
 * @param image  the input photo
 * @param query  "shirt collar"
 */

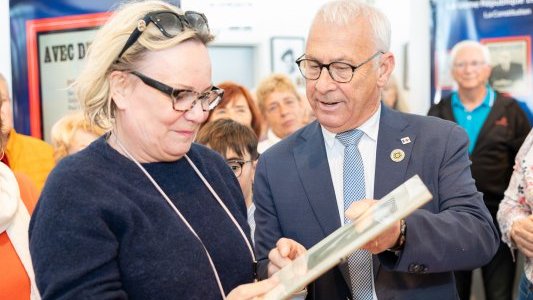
xmin=451 ymin=85 xmax=495 ymax=109
xmin=322 ymin=104 xmax=381 ymax=149
xmin=267 ymin=129 xmax=282 ymax=143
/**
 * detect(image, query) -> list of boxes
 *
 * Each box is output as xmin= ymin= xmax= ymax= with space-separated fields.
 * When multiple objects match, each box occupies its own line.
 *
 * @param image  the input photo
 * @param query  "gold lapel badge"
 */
xmin=390 ymin=149 xmax=405 ymax=162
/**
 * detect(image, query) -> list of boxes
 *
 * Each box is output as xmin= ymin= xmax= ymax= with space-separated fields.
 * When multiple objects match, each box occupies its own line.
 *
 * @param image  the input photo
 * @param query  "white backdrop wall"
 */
xmin=0 ymin=0 xmax=12 ymax=98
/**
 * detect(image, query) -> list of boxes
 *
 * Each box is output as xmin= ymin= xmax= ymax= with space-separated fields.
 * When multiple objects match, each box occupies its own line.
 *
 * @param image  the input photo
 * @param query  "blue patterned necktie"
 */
xmin=336 ymin=129 xmax=374 ymax=300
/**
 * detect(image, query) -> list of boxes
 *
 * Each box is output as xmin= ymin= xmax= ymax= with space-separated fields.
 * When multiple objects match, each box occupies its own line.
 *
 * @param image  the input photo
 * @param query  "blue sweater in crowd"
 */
xmin=29 ymin=137 xmax=255 ymax=299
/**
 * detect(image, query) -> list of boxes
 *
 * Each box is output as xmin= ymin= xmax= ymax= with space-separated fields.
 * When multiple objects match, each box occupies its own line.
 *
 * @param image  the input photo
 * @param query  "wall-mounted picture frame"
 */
xmin=26 ymin=12 xmax=110 ymax=140
xmin=270 ymin=37 xmax=305 ymax=86
xmin=481 ymin=36 xmax=531 ymax=96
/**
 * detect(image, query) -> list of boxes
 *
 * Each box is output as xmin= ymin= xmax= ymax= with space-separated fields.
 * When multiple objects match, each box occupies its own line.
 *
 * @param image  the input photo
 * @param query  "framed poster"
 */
xmin=270 ymin=37 xmax=305 ymax=87
xmin=26 ymin=12 xmax=109 ymax=140
xmin=482 ymin=36 xmax=531 ymax=95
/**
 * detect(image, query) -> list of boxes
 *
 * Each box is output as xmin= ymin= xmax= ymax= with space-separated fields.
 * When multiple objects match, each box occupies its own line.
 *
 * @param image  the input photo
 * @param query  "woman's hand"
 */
xmin=227 ymin=277 xmax=278 ymax=300
xmin=267 ymin=238 xmax=307 ymax=277
xmin=511 ymin=215 xmax=533 ymax=257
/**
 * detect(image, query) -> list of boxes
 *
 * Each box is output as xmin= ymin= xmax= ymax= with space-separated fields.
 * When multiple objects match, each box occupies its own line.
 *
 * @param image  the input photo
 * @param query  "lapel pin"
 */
xmin=390 ymin=149 xmax=405 ymax=162
xmin=401 ymin=137 xmax=411 ymax=144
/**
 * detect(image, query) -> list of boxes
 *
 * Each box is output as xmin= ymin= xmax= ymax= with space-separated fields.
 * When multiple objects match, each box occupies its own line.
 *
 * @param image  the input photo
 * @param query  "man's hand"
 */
xmin=267 ymin=238 xmax=307 ymax=277
xmin=345 ymin=199 xmax=402 ymax=254
xmin=511 ymin=215 xmax=533 ymax=257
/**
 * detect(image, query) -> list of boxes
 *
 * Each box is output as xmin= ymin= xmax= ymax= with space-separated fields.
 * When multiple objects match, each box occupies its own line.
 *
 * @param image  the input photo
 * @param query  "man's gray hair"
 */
xmin=315 ymin=0 xmax=391 ymax=51
xmin=449 ymin=40 xmax=491 ymax=66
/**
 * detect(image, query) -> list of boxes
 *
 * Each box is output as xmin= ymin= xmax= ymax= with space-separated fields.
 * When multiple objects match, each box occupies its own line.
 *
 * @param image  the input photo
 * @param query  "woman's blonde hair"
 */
xmin=255 ymin=73 xmax=300 ymax=114
xmin=75 ymin=0 xmax=213 ymax=130
xmin=51 ymin=111 xmax=106 ymax=161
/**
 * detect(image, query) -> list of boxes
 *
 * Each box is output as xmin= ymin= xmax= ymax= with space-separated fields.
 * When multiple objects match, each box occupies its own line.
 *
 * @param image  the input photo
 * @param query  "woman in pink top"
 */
xmin=498 ymin=129 xmax=533 ymax=300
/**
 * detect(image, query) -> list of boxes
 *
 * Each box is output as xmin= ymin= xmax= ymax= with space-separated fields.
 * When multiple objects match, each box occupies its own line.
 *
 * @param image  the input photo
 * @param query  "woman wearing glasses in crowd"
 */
xmin=28 ymin=1 xmax=295 ymax=299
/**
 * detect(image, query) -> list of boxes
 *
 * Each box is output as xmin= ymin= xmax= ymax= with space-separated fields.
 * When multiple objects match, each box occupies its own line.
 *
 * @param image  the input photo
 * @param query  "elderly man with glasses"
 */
xmin=253 ymin=1 xmax=500 ymax=299
xmin=429 ymin=40 xmax=531 ymax=300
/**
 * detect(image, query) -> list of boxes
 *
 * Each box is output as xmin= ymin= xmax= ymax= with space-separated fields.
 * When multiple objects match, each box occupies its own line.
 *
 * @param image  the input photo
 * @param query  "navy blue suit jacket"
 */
xmin=253 ymin=105 xmax=499 ymax=300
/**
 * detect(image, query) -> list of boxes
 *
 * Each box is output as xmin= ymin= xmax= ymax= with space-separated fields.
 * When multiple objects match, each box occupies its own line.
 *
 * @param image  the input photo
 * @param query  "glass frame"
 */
xmin=295 ymin=51 xmax=385 ymax=83
xmin=226 ymin=159 xmax=253 ymax=178
xmin=130 ymin=71 xmax=223 ymax=112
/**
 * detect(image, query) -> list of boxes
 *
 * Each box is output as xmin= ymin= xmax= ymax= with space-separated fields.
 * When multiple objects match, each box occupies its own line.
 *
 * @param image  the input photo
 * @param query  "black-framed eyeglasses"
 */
xmin=117 ymin=10 xmax=210 ymax=59
xmin=227 ymin=159 xmax=253 ymax=178
xmin=295 ymin=51 xmax=385 ymax=83
xmin=130 ymin=71 xmax=223 ymax=112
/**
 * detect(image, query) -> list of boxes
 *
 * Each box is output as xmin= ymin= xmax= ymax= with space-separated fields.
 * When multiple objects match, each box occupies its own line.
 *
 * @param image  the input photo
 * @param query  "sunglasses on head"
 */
xmin=117 ymin=10 xmax=210 ymax=59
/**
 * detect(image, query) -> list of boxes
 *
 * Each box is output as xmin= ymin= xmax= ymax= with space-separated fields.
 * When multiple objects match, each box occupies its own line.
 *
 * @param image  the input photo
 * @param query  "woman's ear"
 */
xmin=109 ymin=71 xmax=131 ymax=110
xmin=377 ymin=52 xmax=395 ymax=88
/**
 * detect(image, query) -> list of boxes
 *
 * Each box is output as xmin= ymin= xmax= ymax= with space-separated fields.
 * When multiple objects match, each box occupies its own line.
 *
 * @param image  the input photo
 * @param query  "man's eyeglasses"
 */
xmin=453 ymin=60 xmax=487 ymax=70
xmin=117 ymin=10 xmax=210 ymax=59
xmin=227 ymin=159 xmax=253 ymax=178
xmin=295 ymin=51 xmax=384 ymax=83
xmin=130 ymin=71 xmax=223 ymax=112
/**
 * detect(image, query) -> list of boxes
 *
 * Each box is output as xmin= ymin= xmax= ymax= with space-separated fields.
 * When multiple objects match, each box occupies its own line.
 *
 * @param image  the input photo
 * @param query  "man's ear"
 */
xmin=377 ymin=52 xmax=395 ymax=88
xmin=109 ymin=70 xmax=131 ymax=110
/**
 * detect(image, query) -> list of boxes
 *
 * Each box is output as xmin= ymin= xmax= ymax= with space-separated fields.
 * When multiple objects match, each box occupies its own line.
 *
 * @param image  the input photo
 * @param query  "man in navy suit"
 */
xmin=253 ymin=1 xmax=500 ymax=299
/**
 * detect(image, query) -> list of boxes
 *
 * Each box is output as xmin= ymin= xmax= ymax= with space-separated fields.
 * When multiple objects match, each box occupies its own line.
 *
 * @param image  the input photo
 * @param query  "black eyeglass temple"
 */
xmin=130 ymin=71 xmax=175 ymax=97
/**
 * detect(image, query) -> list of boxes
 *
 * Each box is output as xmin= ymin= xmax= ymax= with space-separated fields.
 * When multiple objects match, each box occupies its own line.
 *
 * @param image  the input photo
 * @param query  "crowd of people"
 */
xmin=1 ymin=0 xmax=533 ymax=299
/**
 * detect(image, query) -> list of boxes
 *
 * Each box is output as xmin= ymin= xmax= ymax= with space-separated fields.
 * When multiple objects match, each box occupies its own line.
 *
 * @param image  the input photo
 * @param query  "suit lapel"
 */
xmin=374 ymin=106 xmax=415 ymax=199
xmin=371 ymin=107 xmax=415 ymax=279
xmin=293 ymin=122 xmax=342 ymax=237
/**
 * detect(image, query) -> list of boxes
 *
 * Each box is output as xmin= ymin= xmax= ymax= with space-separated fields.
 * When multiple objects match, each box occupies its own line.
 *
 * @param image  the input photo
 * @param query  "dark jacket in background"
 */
xmin=428 ymin=92 xmax=531 ymax=220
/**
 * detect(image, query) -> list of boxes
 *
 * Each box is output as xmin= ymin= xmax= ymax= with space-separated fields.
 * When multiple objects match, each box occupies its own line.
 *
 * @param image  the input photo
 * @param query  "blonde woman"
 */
xmin=255 ymin=74 xmax=307 ymax=153
xmin=29 ymin=1 xmax=296 ymax=299
xmin=50 ymin=111 xmax=106 ymax=161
